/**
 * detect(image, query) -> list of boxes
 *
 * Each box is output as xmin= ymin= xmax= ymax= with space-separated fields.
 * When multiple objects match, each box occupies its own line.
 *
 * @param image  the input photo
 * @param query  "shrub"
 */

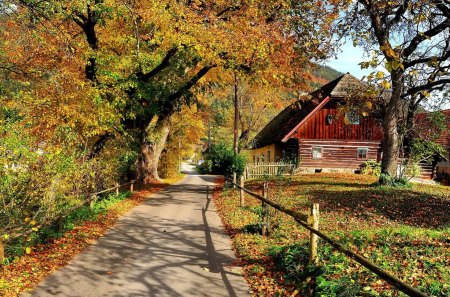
xmin=201 ymin=143 xmax=246 ymax=177
xmin=378 ymin=173 xmax=411 ymax=188
xmin=361 ymin=161 xmax=381 ymax=177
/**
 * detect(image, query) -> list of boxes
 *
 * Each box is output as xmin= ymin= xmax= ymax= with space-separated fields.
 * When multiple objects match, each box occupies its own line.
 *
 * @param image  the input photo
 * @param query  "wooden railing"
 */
xmin=245 ymin=162 xmax=296 ymax=178
xmin=0 ymin=180 xmax=136 ymax=261
xmin=230 ymin=179 xmax=429 ymax=297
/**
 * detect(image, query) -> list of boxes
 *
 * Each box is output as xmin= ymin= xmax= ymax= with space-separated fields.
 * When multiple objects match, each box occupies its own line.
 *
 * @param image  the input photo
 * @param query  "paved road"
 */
xmin=28 ymin=165 xmax=249 ymax=297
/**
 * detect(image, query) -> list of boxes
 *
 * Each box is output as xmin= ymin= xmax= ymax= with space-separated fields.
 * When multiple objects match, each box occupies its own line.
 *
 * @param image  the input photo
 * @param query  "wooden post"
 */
xmin=309 ymin=203 xmax=319 ymax=265
xmin=89 ymin=194 xmax=97 ymax=211
xmin=116 ymin=183 xmax=119 ymax=196
xmin=233 ymin=172 xmax=237 ymax=189
xmin=262 ymin=182 xmax=269 ymax=236
xmin=130 ymin=180 xmax=135 ymax=192
xmin=240 ymin=175 xmax=245 ymax=207
xmin=206 ymin=185 xmax=209 ymax=200
xmin=0 ymin=239 xmax=4 ymax=263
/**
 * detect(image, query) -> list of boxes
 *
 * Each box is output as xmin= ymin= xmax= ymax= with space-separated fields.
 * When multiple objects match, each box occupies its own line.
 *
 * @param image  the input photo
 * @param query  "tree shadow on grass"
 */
xmin=303 ymin=187 xmax=450 ymax=228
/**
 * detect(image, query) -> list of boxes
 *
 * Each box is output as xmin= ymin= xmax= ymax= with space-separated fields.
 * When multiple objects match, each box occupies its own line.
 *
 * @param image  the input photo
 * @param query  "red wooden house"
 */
xmin=414 ymin=110 xmax=450 ymax=179
xmin=249 ymin=73 xmax=383 ymax=172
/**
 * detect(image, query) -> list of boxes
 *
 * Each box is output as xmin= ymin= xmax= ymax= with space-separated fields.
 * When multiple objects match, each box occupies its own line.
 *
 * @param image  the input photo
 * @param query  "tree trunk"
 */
xmin=380 ymin=73 xmax=404 ymax=181
xmin=403 ymin=100 xmax=418 ymax=158
xmin=139 ymin=116 xmax=171 ymax=183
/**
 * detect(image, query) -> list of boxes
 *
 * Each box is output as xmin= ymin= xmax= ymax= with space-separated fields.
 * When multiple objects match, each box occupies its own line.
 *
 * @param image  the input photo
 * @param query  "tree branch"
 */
xmin=402 ymin=18 xmax=450 ymax=58
xmin=167 ymin=64 xmax=216 ymax=102
xmin=402 ymin=78 xmax=450 ymax=97
xmin=88 ymin=132 xmax=115 ymax=159
xmin=388 ymin=0 xmax=409 ymax=27
xmin=137 ymin=47 xmax=178 ymax=82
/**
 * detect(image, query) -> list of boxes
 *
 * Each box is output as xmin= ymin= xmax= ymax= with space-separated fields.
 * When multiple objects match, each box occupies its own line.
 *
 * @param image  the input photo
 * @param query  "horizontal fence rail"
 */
xmin=230 ymin=180 xmax=429 ymax=297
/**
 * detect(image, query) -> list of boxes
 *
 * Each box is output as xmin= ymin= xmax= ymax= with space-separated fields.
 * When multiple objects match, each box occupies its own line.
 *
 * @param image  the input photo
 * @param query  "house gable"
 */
xmin=288 ymin=99 xmax=383 ymax=142
xmin=251 ymin=73 xmax=372 ymax=149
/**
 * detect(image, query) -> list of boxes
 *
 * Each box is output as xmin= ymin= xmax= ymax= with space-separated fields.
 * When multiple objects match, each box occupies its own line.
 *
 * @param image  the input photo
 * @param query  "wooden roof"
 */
xmin=251 ymin=73 xmax=366 ymax=148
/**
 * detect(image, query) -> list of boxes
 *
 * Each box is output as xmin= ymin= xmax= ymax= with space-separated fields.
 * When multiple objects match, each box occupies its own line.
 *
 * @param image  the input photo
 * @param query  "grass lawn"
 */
xmin=214 ymin=173 xmax=450 ymax=297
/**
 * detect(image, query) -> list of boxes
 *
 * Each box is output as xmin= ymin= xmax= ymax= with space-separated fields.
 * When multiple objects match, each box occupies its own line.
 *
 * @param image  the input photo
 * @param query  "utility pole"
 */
xmin=233 ymin=71 xmax=239 ymax=155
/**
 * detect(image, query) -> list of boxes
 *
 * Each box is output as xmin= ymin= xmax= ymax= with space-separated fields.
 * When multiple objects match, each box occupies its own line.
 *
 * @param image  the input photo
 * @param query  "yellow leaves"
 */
xmin=385 ymin=60 xmax=404 ymax=73
xmin=30 ymin=220 xmax=37 ymax=226
xmin=421 ymin=90 xmax=430 ymax=98
xmin=343 ymin=116 xmax=350 ymax=125
xmin=380 ymin=43 xmax=398 ymax=59
xmin=392 ymin=61 xmax=404 ymax=70
xmin=366 ymin=101 xmax=373 ymax=109
xmin=25 ymin=247 xmax=31 ymax=254
xmin=3 ymin=234 xmax=9 ymax=240
xmin=381 ymin=80 xmax=391 ymax=89
xmin=376 ymin=71 xmax=384 ymax=79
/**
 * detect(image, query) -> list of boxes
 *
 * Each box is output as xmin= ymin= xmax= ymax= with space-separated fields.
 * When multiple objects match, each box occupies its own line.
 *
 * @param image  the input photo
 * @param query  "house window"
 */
xmin=357 ymin=148 xmax=369 ymax=160
xmin=267 ymin=151 xmax=271 ymax=162
xmin=346 ymin=110 xmax=360 ymax=125
xmin=312 ymin=147 xmax=323 ymax=159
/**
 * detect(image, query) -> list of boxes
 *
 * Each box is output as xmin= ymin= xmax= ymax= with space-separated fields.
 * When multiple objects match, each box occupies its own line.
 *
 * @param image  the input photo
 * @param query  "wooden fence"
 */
xmin=245 ymin=162 xmax=296 ymax=178
xmin=0 ymin=180 xmax=136 ymax=262
xmin=231 ymin=179 xmax=429 ymax=297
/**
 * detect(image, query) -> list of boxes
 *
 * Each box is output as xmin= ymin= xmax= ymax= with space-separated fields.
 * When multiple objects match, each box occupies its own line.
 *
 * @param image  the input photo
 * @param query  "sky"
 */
xmin=326 ymin=42 xmax=449 ymax=111
xmin=325 ymin=42 xmax=377 ymax=79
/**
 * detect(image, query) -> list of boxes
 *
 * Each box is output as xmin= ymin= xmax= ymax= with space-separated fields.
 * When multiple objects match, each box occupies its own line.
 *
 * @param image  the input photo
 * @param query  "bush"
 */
xmin=197 ymin=160 xmax=212 ymax=174
xmin=361 ymin=161 xmax=381 ymax=177
xmin=378 ymin=173 xmax=411 ymax=188
xmin=201 ymin=143 xmax=246 ymax=177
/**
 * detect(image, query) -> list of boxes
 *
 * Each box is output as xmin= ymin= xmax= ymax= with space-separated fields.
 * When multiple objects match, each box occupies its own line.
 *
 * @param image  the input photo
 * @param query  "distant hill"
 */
xmin=309 ymin=65 xmax=343 ymax=90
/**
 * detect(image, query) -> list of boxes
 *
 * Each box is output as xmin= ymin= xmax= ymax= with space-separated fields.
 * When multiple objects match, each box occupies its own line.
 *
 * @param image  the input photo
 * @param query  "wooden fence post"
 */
xmin=116 ymin=183 xmax=119 ymax=196
xmin=262 ymin=182 xmax=269 ymax=236
xmin=0 ymin=239 xmax=4 ymax=263
xmin=309 ymin=203 xmax=319 ymax=265
xmin=240 ymin=175 xmax=245 ymax=207
xmin=206 ymin=185 xmax=209 ymax=200
xmin=130 ymin=180 xmax=135 ymax=193
xmin=233 ymin=172 xmax=237 ymax=189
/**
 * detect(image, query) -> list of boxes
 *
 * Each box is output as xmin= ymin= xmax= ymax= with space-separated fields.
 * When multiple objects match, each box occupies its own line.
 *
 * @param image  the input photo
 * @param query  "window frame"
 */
xmin=357 ymin=147 xmax=369 ymax=160
xmin=312 ymin=146 xmax=323 ymax=159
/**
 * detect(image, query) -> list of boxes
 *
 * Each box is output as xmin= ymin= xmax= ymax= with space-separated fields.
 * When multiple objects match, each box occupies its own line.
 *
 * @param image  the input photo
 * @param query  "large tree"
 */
xmin=339 ymin=0 xmax=450 ymax=180
xmin=1 ymin=0 xmax=342 ymax=182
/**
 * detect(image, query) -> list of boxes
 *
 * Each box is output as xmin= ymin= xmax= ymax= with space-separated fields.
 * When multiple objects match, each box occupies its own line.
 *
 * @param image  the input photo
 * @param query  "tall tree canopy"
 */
xmin=0 ymin=0 xmax=343 ymax=182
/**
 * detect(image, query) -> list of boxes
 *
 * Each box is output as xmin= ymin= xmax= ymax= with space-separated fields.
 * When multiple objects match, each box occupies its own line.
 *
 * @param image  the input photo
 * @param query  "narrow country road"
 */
xmin=27 ymin=164 xmax=249 ymax=297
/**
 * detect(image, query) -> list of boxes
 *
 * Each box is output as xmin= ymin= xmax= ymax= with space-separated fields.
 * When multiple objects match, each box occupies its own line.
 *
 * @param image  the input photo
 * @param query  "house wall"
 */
xmin=248 ymin=144 xmax=282 ymax=163
xmin=298 ymin=140 xmax=381 ymax=170
xmin=289 ymin=99 xmax=383 ymax=170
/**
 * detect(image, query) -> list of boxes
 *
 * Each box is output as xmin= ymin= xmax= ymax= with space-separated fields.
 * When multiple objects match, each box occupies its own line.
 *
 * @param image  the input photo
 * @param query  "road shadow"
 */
xmin=28 ymin=175 xmax=247 ymax=297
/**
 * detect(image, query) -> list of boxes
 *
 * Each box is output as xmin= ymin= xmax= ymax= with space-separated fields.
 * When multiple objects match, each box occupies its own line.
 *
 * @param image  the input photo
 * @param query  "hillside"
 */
xmin=309 ymin=65 xmax=343 ymax=89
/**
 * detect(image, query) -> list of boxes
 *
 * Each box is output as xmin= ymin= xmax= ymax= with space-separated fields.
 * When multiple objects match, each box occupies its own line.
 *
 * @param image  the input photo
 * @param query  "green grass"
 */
xmin=4 ymin=191 xmax=131 ymax=262
xmin=217 ymin=173 xmax=450 ymax=296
